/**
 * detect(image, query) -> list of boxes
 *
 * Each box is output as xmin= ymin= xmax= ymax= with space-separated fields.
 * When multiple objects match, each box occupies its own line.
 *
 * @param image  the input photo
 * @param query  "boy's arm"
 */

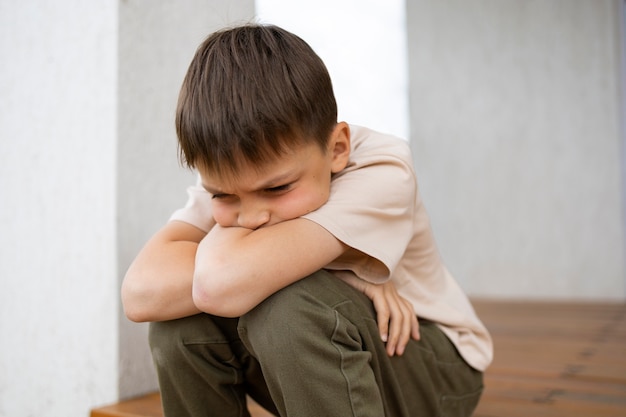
xmin=193 ymin=219 xmax=418 ymax=356
xmin=192 ymin=218 xmax=347 ymax=318
xmin=121 ymin=220 xmax=207 ymax=322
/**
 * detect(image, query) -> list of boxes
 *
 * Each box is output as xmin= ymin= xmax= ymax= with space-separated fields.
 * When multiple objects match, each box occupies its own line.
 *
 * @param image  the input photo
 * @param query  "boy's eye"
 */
xmin=265 ymin=183 xmax=291 ymax=193
xmin=211 ymin=193 xmax=231 ymax=200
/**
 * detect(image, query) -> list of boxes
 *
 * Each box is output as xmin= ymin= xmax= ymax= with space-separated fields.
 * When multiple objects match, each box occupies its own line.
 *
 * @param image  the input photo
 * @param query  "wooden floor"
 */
xmin=91 ymin=300 xmax=626 ymax=417
xmin=472 ymin=300 xmax=626 ymax=417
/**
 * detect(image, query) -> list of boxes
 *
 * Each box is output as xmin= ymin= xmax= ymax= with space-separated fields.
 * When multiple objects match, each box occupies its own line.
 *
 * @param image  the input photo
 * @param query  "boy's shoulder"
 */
xmin=348 ymin=124 xmax=413 ymax=168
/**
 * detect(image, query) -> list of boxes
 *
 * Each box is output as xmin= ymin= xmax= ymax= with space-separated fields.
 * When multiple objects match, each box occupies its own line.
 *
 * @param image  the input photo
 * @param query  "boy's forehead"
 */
xmin=199 ymin=142 xmax=322 ymax=192
xmin=201 ymin=167 xmax=294 ymax=193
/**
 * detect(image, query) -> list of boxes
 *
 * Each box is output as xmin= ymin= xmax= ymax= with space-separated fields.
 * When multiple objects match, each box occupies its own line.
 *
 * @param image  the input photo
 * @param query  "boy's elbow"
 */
xmin=122 ymin=301 xmax=150 ymax=323
xmin=192 ymin=272 xmax=249 ymax=318
xmin=123 ymin=303 xmax=151 ymax=323
xmin=121 ymin=276 xmax=156 ymax=323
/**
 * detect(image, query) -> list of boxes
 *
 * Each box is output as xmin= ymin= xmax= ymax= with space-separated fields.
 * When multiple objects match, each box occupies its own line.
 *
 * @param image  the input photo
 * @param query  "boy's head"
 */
xmin=176 ymin=23 xmax=351 ymax=229
xmin=176 ymin=23 xmax=338 ymax=177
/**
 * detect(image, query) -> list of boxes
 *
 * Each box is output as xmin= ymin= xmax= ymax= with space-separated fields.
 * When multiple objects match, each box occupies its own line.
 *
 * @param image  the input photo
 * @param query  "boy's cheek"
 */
xmin=287 ymin=189 xmax=330 ymax=218
xmin=211 ymin=205 xmax=237 ymax=228
xmin=308 ymin=187 xmax=331 ymax=212
xmin=213 ymin=217 xmax=235 ymax=228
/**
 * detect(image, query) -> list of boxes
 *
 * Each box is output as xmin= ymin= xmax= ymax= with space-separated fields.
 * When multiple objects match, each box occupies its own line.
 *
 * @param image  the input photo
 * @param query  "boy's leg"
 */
xmin=149 ymin=314 xmax=278 ymax=417
xmin=238 ymin=270 xmax=483 ymax=417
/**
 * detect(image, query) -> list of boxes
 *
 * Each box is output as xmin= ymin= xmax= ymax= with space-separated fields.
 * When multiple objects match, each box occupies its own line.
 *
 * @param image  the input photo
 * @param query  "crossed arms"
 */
xmin=122 ymin=217 xmax=419 ymax=356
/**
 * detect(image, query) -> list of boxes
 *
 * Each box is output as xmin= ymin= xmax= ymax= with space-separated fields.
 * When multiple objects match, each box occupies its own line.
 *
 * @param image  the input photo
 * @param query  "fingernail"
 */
xmin=381 ymin=334 xmax=388 ymax=342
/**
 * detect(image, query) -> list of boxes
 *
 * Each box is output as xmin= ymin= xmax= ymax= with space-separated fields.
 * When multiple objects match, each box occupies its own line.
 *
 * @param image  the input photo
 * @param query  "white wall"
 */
xmin=407 ymin=0 xmax=625 ymax=300
xmin=0 ymin=1 xmax=255 ymax=415
xmin=0 ymin=1 xmax=119 ymax=416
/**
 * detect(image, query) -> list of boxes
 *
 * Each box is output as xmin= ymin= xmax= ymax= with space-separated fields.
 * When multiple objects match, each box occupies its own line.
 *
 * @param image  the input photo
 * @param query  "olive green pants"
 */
xmin=149 ymin=270 xmax=483 ymax=417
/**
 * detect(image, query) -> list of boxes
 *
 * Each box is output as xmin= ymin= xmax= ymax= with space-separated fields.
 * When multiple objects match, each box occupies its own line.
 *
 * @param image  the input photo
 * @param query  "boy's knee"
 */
xmin=238 ymin=270 xmax=364 ymax=356
xmin=149 ymin=320 xmax=183 ymax=368
xmin=150 ymin=314 xmax=200 ymax=344
xmin=149 ymin=317 xmax=190 ymax=359
xmin=149 ymin=314 xmax=226 ymax=363
xmin=240 ymin=270 xmax=333 ymax=329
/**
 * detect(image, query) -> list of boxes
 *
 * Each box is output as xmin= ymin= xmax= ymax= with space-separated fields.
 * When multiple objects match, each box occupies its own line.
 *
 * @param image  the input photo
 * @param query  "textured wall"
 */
xmin=407 ymin=0 xmax=625 ymax=299
xmin=117 ymin=0 xmax=255 ymax=399
xmin=0 ymin=1 xmax=119 ymax=416
xmin=0 ymin=1 xmax=255 ymax=415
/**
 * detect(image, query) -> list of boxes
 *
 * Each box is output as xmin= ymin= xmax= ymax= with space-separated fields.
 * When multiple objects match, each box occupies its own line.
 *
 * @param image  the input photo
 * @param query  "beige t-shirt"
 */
xmin=170 ymin=125 xmax=493 ymax=372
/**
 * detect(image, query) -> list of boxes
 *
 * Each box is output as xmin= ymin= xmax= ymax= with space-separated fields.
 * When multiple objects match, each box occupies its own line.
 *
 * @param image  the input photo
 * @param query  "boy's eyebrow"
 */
xmin=202 ymin=170 xmax=298 ymax=195
xmin=254 ymin=171 xmax=296 ymax=189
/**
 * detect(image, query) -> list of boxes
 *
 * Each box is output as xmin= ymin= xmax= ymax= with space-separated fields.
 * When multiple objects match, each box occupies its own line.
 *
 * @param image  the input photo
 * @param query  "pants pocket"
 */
xmin=440 ymin=383 xmax=483 ymax=417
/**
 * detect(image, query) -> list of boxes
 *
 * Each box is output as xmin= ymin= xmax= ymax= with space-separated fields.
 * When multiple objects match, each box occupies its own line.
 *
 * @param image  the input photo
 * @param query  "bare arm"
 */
xmin=191 ymin=219 xmax=417 ymax=356
xmin=192 ymin=218 xmax=347 ymax=318
xmin=121 ymin=220 xmax=207 ymax=322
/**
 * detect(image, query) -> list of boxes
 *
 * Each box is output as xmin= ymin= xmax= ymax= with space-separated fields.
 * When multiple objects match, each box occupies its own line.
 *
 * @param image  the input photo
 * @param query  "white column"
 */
xmin=0 ymin=1 xmax=255 ymax=416
xmin=0 ymin=1 xmax=119 ymax=416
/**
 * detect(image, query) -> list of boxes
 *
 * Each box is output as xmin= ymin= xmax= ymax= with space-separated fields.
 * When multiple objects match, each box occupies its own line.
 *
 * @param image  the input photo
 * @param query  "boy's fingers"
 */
xmin=374 ymin=297 xmax=390 ymax=343
xmin=368 ymin=281 xmax=419 ymax=356
xmin=386 ymin=295 xmax=409 ymax=356
xmin=402 ymin=305 xmax=415 ymax=354
xmin=385 ymin=328 xmax=393 ymax=352
xmin=411 ymin=312 xmax=421 ymax=340
xmin=393 ymin=299 xmax=413 ymax=356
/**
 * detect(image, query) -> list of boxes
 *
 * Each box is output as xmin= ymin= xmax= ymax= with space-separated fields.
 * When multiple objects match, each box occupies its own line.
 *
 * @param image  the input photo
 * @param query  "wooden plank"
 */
xmin=90 ymin=393 xmax=163 ymax=417
xmin=90 ymin=394 xmax=273 ymax=417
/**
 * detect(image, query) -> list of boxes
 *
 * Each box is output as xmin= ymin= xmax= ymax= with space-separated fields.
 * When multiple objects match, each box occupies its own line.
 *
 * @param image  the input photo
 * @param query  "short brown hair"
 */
xmin=176 ymin=24 xmax=338 ymax=175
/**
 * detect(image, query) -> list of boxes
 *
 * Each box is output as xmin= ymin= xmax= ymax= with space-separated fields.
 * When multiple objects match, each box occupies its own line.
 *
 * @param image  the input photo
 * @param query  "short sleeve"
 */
xmin=303 ymin=128 xmax=417 ymax=283
xmin=169 ymin=175 xmax=215 ymax=232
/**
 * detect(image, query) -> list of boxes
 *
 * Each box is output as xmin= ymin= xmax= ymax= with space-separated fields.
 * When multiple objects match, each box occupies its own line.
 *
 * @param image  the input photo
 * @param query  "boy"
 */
xmin=122 ymin=23 xmax=492 ymax=417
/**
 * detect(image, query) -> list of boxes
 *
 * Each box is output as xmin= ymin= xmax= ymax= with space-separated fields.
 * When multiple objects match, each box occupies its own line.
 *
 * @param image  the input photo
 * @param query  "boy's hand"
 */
xmin=338 ymin=275 xmax=420 ymax=356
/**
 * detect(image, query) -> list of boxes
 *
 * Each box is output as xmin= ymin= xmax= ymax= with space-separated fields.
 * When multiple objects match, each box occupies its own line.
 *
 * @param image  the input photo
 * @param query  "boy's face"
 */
xmin=200 ymin=123 xmax=350 ymax=230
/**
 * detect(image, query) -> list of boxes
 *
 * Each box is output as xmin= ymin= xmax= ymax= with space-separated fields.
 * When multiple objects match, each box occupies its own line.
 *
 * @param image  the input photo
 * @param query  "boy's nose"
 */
xmin=237 ymin=206 xmax=270 ymax=230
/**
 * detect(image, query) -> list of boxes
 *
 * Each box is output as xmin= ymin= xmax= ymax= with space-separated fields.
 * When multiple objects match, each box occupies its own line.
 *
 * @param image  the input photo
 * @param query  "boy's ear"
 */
xmin=329 ymin=122 xmax=351 ymax=174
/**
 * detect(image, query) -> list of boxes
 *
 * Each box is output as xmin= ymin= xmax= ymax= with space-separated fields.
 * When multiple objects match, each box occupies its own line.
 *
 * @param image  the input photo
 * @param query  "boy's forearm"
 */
xmin=122 ymin=241 xmax=201 ymax=322
xmin=122 ymin=221 xmax=206 ymax=322
xmin=192 ymin=219 xmax=346 ymax=317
